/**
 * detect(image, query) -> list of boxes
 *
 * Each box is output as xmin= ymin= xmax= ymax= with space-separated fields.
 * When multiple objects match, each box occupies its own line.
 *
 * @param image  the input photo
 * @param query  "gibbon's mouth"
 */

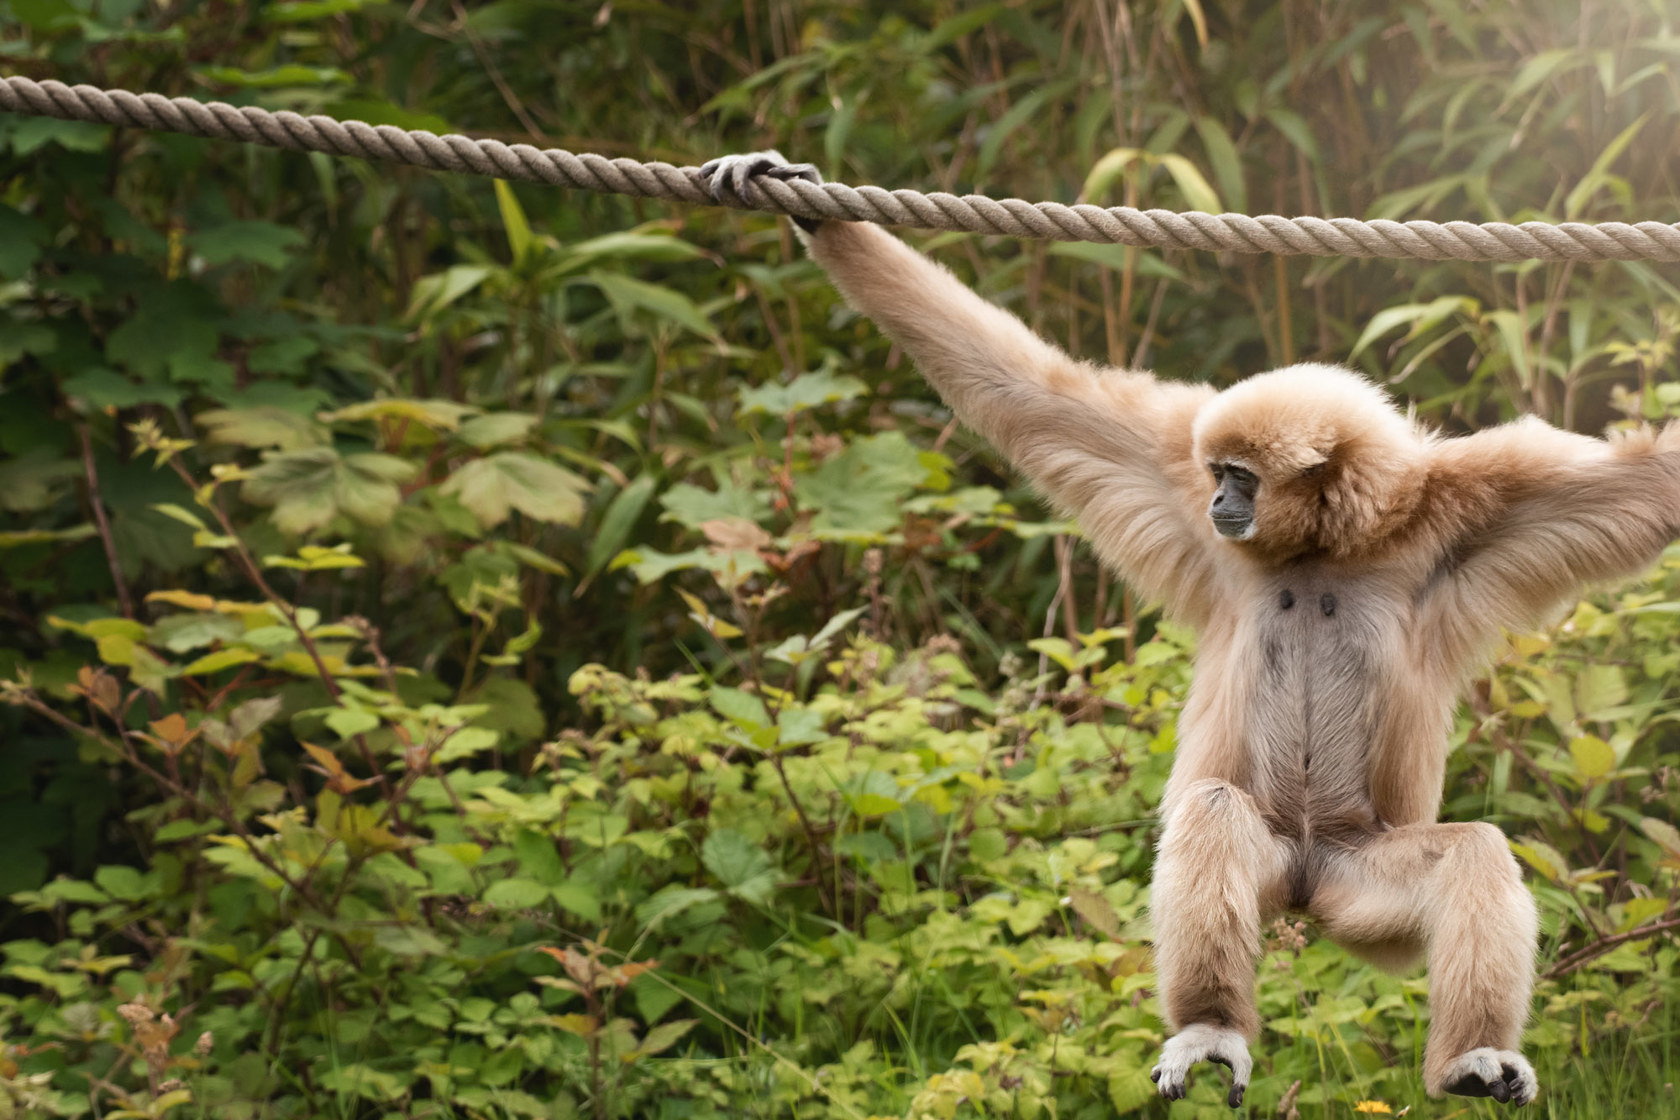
xmin=1212 ymin=515 xmax=1255 ymax=540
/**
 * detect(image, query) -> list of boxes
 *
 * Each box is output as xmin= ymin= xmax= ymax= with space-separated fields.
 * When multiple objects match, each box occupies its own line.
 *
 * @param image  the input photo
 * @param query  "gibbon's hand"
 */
xmin=698 ymin=151 xmax=825 ymax=231
xmin=1150 ymin=1024 xmax=1251 ymax=1109
xmin=1443 ymin=1049 xmax=1538 ymax=1106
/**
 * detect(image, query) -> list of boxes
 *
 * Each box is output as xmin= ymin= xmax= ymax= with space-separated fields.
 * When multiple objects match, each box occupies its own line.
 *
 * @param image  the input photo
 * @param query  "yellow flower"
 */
xmin=1353 ymin=1104 xmax=1393 ymax=1115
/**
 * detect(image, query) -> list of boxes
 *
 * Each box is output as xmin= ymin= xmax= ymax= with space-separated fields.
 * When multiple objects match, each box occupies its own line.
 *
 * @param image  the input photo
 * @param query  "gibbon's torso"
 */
xmin=1172 ymin=553 xmax=1460 ymax=858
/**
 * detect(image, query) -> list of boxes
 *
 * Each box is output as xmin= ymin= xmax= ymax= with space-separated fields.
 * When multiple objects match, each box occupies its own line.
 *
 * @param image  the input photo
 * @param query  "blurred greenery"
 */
xmin=3 ymin=1 xmax=1680 ymax=1117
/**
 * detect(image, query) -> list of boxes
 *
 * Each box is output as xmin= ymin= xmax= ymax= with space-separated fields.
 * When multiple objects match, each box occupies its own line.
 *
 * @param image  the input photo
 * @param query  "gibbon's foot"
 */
xmin=697 ymin=151 xmax=825 ymax=231
xmin=1442 ymin=1049 xmax=1538 ymax=1106
xmin=1150 ymin=1024 xmax=1252 ymax=1109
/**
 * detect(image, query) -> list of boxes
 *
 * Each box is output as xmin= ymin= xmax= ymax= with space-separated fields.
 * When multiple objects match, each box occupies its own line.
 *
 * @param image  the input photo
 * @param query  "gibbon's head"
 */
xmin=1190 ymin=364 xmax=1429 ymax=559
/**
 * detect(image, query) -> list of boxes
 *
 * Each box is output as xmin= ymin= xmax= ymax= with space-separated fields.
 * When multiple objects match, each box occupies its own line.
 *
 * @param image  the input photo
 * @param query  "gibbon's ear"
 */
xmin=1191 ymin=364 xmax=1430 ymax=557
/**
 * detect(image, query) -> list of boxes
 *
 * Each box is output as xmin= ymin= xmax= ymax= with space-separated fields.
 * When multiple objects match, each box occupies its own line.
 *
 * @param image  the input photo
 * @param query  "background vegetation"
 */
xmin=3 ymin=0 xmax=1680 ymax=1116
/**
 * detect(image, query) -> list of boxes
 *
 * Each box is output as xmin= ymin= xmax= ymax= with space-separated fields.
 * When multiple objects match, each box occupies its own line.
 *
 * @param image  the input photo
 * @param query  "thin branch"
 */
xmin=1543 ymin=914 xmax=1680 ymax=979
xmin=79 ymin=424 xmax=135 ymax=620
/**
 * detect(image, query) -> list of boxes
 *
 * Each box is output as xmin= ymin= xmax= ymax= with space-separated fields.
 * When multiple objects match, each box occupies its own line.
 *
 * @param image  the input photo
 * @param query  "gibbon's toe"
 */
xmin=1443 ymin=1049 xmax=1537 ymax=1106
xmin=1151 ymin=1024 xmax=1251 ymax=1109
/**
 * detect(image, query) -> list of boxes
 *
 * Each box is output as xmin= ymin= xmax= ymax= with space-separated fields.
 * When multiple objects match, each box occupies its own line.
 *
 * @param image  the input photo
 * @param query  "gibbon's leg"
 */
xmin=1313 ymin=823 xmax=1539 ymax=1105
xmin=1150 ymin=779 xmax=1286 ymax=1108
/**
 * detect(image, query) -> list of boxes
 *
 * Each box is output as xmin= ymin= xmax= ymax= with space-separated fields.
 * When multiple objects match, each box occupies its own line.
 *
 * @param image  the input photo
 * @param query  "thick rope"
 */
xmin=5 ymin=75 xmax=1680 ymax=263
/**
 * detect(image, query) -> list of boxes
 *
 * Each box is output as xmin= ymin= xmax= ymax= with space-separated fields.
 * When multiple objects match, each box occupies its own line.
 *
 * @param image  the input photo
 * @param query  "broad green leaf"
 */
xmin=94 ymin=865 xmax=155 ymax=901
xmin=737 ymin=368 xmax=868 ymax=416
xmin=776 ymin=707 xmax=827 ymax=747
xmin=709 ymin=686 xmax=770 ymax=730
xmin=440 ymin=452 xmax=591 ymax=529
xmin=584 ymin=474 xmax=658 ymax=581
xmin=324 ymin=707 xmax=379 ymax=739
xmin=0 ymin=524 xmax=98 ymax=549
xmin=658 ymin=478 xmax=771 ymax=529
xmin=455 ymin=412 xmax=539 ymax=449
xmin=1067 ymin=886 xmax=1121 ymax=940
xmin=1109 ymin=1068 xmax=1159 ymax=1113
xmin=701 ymin=829 xmax=778 ymax=904
xmin=151 ymin=503 xmax=208 ymax=532
xmin=1082 ymin=147 xmax=1144 ymax=203
xmin=1264 ymin=108 xmax=1320 ymax=162
xmin=179 ymin=648 xmax=263 ymax=676
xmin=611 ymin=546 xmax=767 ymax=584
xmin=0 ymin=321 xmax=56 ymax=365
xmin=149 ymin=612 xmax=244 ymax=653
xmin=634 ymin=886 xmax=721 ymax=926
xmin=1350 ymin=296 xmax=1477 ymax=360
xmin=588 ymin=271 xmax=718 ymax=338
xmin=0 ymin=204 xmax=46 ymax=278
xmin=514 ymin=828 xmax=566 ymax=886
xmin=196 ymin=64 xmax=353 ymax=88
xmin=1575 ymin=664 xmax=1628 ymax=721
xmin=8 ymin=118 xmax=107 ymax=154
xmin=633 ymin=1019 xmax=697 ymax=1058
xmin=321 ymin=398 xmax=478 ymax=431
xmin=1193 ymin=117 xmax=1246 ymax=213
xmin=264 ymin=543 xmax=367 ymax=570
xmin=106 ymin=282 xmax=223 ymax=382
xmin=198 ymin=407 xmax=326 ymax=450
xmin=794 ymin=431 xmax=932 ymax=535
xmin=314 ymin=1063 xmax=406 ymax=1102
xmin=1641 ymin=817 xmax=1680 ymax=856
xmin=186 ymin=221 xmax=307 ymax=269
xmin=11 ymin=0 xmax=75 ymax=31
xmin=1155 ymin=154 xmax=1221 ymax=213
xmin=975 ymin=79 xmax=1077 ymax=181
xmin=483 ymin=877 xmax=551 ymax=909
xmin=548 ymin=231 xmax=706 ymax=278
xmin=1564 ymin=112 xmax=1650 ymax=219
xmin=407 ymin=264 xmax=493 ymax=321
xmin=242 ymin=448 xmax=417 ymax=534
xmin=495 ymin=180 xmax=535 ymax=264
xmin=435 ymin=726 xmax=500 ymax=763
xmin=0 ymin=449 xmax=79 ymax=514
xmin=61 ymin=369 xmax=183 ymax=409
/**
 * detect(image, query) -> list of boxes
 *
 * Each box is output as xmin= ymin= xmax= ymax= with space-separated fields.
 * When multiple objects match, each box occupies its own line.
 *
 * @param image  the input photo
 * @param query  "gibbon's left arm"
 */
xmin=700 ymin=153 xmax=1223 ymax=624
xmin=1421 ymin=416 xmax=1680 ymax=659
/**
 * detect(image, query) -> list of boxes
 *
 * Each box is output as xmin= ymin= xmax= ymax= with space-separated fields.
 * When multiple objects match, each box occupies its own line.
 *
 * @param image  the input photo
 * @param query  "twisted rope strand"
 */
xmin=6 ymin=75 xmax=1680 ymax=263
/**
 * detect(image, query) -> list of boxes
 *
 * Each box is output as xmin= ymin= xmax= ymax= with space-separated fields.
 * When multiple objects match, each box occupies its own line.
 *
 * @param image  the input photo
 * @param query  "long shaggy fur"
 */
xmin=797 ymin=218 xmax=1680 ymax=1103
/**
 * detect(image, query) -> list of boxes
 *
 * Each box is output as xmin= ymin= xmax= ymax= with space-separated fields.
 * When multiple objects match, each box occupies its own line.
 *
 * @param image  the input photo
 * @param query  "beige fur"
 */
xmin=797 ymin=218 xmax=1680 ymax=1104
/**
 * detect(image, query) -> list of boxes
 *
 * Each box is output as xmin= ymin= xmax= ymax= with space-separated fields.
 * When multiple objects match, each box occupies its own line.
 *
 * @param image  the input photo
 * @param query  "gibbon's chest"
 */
xmin=1238 ymin=568 xmax=1407 ymax=837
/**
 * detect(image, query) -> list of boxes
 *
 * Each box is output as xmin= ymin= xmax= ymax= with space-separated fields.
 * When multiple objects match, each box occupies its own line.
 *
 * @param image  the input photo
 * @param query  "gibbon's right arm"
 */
xmin=700 ymin=153 xmax=1222 ymax=624
xmin=1421 ymin=416 xmax=1680 ymax=664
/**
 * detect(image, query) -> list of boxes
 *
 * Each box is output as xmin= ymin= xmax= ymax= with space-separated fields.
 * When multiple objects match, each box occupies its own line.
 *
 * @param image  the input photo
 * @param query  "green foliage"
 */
xmin=4 ymin=1 xmax=1680 ymax=1118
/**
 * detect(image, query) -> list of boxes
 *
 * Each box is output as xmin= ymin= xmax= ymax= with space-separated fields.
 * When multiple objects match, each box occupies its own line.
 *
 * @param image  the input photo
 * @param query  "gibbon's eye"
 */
xmin=1209 ymin=462 xmax=1226 ymax=481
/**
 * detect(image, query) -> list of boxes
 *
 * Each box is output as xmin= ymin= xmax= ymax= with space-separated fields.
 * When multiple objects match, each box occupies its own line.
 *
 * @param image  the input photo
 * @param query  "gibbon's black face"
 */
xmin=1208 ymin=462 xmax=1259 ymax=539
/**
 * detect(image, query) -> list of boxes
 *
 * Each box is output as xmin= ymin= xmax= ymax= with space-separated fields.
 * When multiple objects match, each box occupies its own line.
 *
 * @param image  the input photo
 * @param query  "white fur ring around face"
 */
xmin=1441 ymin=1048 xmax=1538 ymax=1106
xmin=1150 ymin=1023 xmax=1252 ymax=1108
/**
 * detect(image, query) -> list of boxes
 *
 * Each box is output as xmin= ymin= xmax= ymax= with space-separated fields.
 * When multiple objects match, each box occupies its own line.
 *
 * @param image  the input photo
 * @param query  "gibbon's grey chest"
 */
xmin=1241 ymin=559 xmax=1403 ymax=845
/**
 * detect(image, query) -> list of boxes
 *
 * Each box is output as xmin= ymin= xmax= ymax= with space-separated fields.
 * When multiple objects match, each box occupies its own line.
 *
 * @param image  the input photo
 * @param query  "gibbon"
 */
xmin=702 ymin=152 xmax=1680 ymax=1109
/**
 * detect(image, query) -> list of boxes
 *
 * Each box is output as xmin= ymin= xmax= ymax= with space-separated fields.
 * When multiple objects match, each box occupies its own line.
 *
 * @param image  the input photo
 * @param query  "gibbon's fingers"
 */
xmin=1443 ymin=1050 xmax=1537 ymax=1107
xmin=1150 ymin=1024 xmax=1251 ymax=1109
xmin=697 ymin=151 xmax=822 ymax=211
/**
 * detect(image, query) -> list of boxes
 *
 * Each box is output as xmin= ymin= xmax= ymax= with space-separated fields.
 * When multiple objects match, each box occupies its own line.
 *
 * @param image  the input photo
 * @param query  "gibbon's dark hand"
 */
xmin=1149 ymin=1024 xmax=1251 ymax=1109
xmin=1443 ymin=1049 xmax=1538 ymax=1106
xmin=698 ymin=151 xmax=825 ymax=232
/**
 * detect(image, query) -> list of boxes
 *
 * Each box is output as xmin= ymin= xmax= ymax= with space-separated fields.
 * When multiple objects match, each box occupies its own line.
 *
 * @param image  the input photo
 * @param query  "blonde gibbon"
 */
xmin=702 ymin=152 xmax=1680 ymax=1108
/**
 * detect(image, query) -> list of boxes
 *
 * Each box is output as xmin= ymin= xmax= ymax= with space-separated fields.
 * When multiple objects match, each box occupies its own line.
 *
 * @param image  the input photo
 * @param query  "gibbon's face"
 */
xmin=1191 ymin=364 xmax=1429 ymax=558
xmin=1207 ymin=461 xmax=1260 ymax=539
